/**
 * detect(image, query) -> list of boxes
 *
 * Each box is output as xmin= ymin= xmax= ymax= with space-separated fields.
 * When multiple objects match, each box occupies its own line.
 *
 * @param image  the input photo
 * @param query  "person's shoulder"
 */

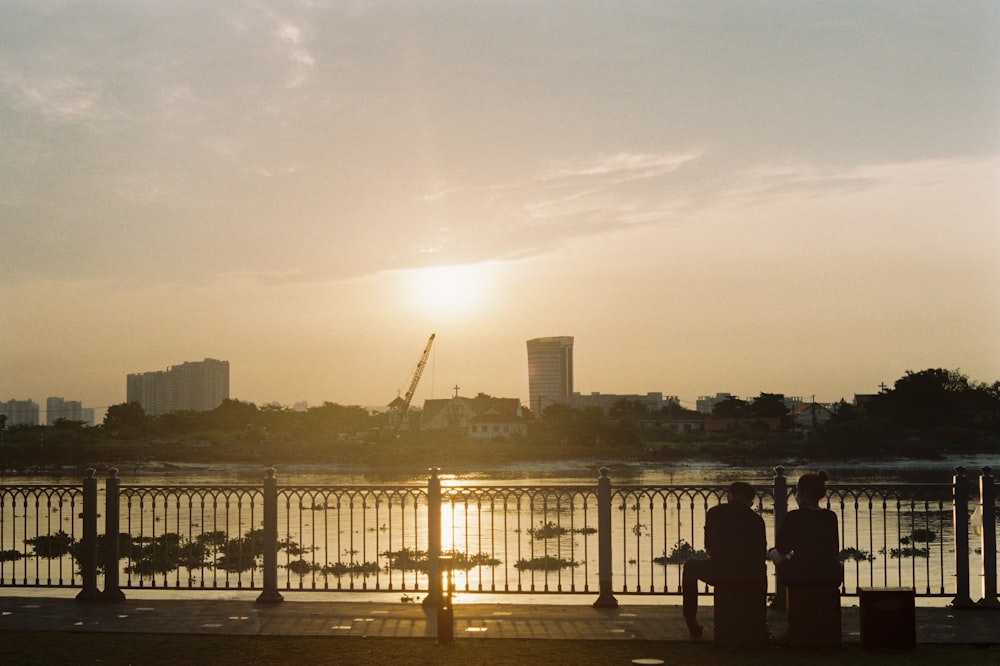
xmin=706 ymin=503 xmax=725 ymax=516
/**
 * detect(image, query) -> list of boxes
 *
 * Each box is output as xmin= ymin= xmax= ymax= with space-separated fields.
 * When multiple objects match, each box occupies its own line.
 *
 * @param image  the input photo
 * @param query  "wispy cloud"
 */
xmin=0 ymin=69 xmax=106 ymax=124
xmin=275 ymin=19 xmax=315 ymax=88
xmin=543 ymin=152 xmax=701 ymax=181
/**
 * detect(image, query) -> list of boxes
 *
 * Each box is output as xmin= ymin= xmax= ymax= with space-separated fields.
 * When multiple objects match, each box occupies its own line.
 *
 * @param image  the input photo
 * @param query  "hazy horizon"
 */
xmin=3 ymin=3 xmax=998 ymax=415
xmin=6 ymin=350 xmax=1000 ymax=423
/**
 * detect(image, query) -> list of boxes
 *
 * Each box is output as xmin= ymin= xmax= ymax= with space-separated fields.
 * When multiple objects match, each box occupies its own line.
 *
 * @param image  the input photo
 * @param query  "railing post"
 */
xmin=256 ymin=467 xmax=283 ymax=604
xmin=75 ymin=469 xmax=100 ymax=601
xmin=771 ymin=466 xmax=788 ymax=610
xmin=977 ymin=466 xmax=998 ymax=608
xmin=593 ymin=467 xmax=618 ymax=608
xmin=950 ymin=466 xmax=974 ymax=608
xmin=101 ymin=468 xmax=125 ymax=602
xmin=436 ymin=555 xmax=455 ymax=644
xmin=423 ymin=468 xmax=443 ymax=608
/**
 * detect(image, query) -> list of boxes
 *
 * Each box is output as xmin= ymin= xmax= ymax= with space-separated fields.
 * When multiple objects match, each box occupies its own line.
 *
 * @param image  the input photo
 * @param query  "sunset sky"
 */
xmin=2 ymin=1 xmax=998 ymax=418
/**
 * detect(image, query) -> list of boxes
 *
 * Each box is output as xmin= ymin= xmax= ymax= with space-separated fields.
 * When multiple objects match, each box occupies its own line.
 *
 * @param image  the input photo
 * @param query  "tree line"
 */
xmin=2 ymin=368 xmax=997 ymax=466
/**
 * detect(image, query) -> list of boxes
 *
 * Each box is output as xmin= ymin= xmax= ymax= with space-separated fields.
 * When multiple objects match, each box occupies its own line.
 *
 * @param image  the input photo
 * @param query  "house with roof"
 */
xmin=791 ymin=402 xmax=834 ymax=432
xmin=420 ymin=394 xmax=527 ymax=439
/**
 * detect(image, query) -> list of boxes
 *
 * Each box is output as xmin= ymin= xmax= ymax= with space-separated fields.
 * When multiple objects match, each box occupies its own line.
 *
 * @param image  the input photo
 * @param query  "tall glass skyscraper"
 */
xmin=526 ymin=336 xmax=574 ymax=415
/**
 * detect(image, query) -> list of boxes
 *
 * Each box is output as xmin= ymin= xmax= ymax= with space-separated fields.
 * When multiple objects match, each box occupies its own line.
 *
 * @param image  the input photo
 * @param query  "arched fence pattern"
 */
xmin=0 ymin=466 xmax=996 ymax=609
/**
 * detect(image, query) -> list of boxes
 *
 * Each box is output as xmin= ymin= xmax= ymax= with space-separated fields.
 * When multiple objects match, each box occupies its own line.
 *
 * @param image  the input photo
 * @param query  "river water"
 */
xmin=2 ymin=454 xmax=995 ymax=601
xmin=4 ymin=453 xmax=995 ymax=486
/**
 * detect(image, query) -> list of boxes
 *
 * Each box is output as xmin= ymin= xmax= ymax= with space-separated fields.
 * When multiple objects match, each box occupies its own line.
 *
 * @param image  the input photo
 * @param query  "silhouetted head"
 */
xmin=728 ymin=481 xmax=756 ymax=506
xmin=796 ymin=471 xmax=829 ymax=504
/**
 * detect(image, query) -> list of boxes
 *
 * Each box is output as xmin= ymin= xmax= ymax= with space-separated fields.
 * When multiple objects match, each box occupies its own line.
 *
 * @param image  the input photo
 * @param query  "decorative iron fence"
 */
xmin=0 ymin=466 xmax=996 ymax=609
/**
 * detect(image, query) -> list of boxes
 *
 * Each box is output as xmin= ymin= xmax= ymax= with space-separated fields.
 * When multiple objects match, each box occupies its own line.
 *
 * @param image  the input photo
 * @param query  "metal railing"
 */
xmin=0 ymin=465 xmax=996 ymax=609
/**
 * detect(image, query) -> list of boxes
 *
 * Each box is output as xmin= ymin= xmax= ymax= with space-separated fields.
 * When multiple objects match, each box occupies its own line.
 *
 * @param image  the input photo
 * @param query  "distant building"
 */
xmin=421 ymin=394 xmax=527 ymax=439
xmin=0 ymin=398 xmax=40 ymax=426
xmin=126 ymin=358 xmax=230 ymax=416
xmin=696 ymin=393 xmax=735 ymax=415
xmin=570 ymin=392 xmax=679 ymax=414
xmin=853 ymin=393 xmax=881 ymax=413
xmin=791 ymin=402 xmax=834 ymax=432
xmin=46 ymin=397 xmax=95 ymax=425
xmin=526 ymin=336 xmax=574 ymax=414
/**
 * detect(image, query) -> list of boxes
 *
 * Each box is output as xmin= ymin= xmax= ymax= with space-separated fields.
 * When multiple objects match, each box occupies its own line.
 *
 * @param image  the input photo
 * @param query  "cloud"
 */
xmin=0 ymin=68 xmax=106 ymax=124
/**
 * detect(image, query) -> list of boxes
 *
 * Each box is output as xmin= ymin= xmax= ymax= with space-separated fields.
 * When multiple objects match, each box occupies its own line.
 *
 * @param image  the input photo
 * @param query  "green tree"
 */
xmin=209 ymin=399 xmax=261 ymax=430
xmin=875 ymin=369 xmax=970 ymax=429
xmin=747 ymin=393 xmax=789 ymax=419
xmin=103 ymin=402 xmax=147 ymax=432
xmin=304 ymin=402 xmax=373 ymax=435
xmin=712 ymin=396 xmax=749 ymax=418
xmin=609 ymin=399 xmax=649 ymax=420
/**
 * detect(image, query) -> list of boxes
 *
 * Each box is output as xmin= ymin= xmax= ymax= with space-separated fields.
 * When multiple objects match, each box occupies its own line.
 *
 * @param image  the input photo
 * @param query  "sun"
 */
xmin=403 ymin=263 xmax=494 ymax=318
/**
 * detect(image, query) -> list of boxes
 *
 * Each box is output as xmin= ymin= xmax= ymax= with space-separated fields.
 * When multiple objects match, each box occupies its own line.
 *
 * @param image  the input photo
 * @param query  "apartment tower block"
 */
xmin=126 ymin=358 xmax=230 ymax=416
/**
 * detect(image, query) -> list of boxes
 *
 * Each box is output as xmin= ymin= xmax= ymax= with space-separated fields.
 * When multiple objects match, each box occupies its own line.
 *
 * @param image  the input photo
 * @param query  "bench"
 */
xmin=713 ymin=582 xmax=768 ymax=647
xmin=785 ymin=586 xmax=841 ymax=647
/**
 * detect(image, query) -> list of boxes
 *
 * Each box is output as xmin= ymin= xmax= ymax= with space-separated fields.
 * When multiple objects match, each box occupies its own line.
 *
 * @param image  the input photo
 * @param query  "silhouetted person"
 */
xmin=769 ymin=470 xmax=842 ymax=586
xmin=682 ymin=481 xmax=767 ymax=638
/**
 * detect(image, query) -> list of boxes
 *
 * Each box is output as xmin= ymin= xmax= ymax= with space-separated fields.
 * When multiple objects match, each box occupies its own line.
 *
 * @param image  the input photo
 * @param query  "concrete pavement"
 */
xmin=1 ymin=592 xmax=998 ymax=644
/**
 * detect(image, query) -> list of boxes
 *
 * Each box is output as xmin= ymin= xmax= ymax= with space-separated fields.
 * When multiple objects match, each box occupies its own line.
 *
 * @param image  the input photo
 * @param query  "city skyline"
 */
xmin=2 ymin=347 xmax=991 ymax=424
xmin=2 ymin=3 xmax=998 ymax=415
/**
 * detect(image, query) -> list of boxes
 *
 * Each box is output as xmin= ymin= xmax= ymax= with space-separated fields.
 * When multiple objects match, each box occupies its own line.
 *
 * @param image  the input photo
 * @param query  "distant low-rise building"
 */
xmin=791 ymin=402 xmax=834 ymax=432
xmin=853 ymin=393 xmax=881 ymax=413
xmin=569 ymin=392 xmax=678 ymax=414
xmin=696 ymin=393 xmax=735 ymax=415
xmin=421 ymin=394 xmax=527 ymax=439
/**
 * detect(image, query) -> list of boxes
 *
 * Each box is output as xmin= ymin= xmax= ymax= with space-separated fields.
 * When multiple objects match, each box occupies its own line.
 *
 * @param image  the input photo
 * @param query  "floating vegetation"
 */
xmin=382 ymin=547 xmax=427 ymax=572
xmin=883 ymin=546 xmax=930 ymax=558
xmin=125 ymin=532 xmax=192 ymax=576
xmin=514 ymin=555 xmax=578 ymax=571
xmin=321 ymin=561 xmax=380 ymax=577
xmin=0 ymin=549 xmax=23 ymax=562
xmin=285 ymin=559 xmax=319 ymax=575
xmin=95 ymin=527 xmax=310 ymax=576
xmin=448 ymin=551 xmax=501 ymax=569
xmin=196 ymin=531 xmax=228 ymax=548
xmin=653 ymin=540 xmax=706 ymax=565
xmin=840 ymin=547 xmax=875 ymax=562
xmin=526 ymin=521 xmax=596 ymax=540
xmin=25 ymin=530 xmax=74 ymax=558
xmin=382 ymin=548 xmax=501 ymax=572
xmin=900 ymin=529 xmax=936 ymax=545
xmin=527 ymin=521 xmax=567 ymax=539
xmin=278 ymin=538 xmax=316 ymax=557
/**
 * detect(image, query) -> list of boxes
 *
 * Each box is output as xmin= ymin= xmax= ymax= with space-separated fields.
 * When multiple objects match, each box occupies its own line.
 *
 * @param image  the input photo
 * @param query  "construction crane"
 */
xmin=392 ymin=333 xmax=436 ymax=436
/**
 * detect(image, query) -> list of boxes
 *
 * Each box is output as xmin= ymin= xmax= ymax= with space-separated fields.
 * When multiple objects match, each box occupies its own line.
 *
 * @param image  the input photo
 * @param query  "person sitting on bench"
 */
xmin=769 ymin=470 xmax=842 ymax=587
xmin=682 ymin=481 xmax=767 ymax=638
